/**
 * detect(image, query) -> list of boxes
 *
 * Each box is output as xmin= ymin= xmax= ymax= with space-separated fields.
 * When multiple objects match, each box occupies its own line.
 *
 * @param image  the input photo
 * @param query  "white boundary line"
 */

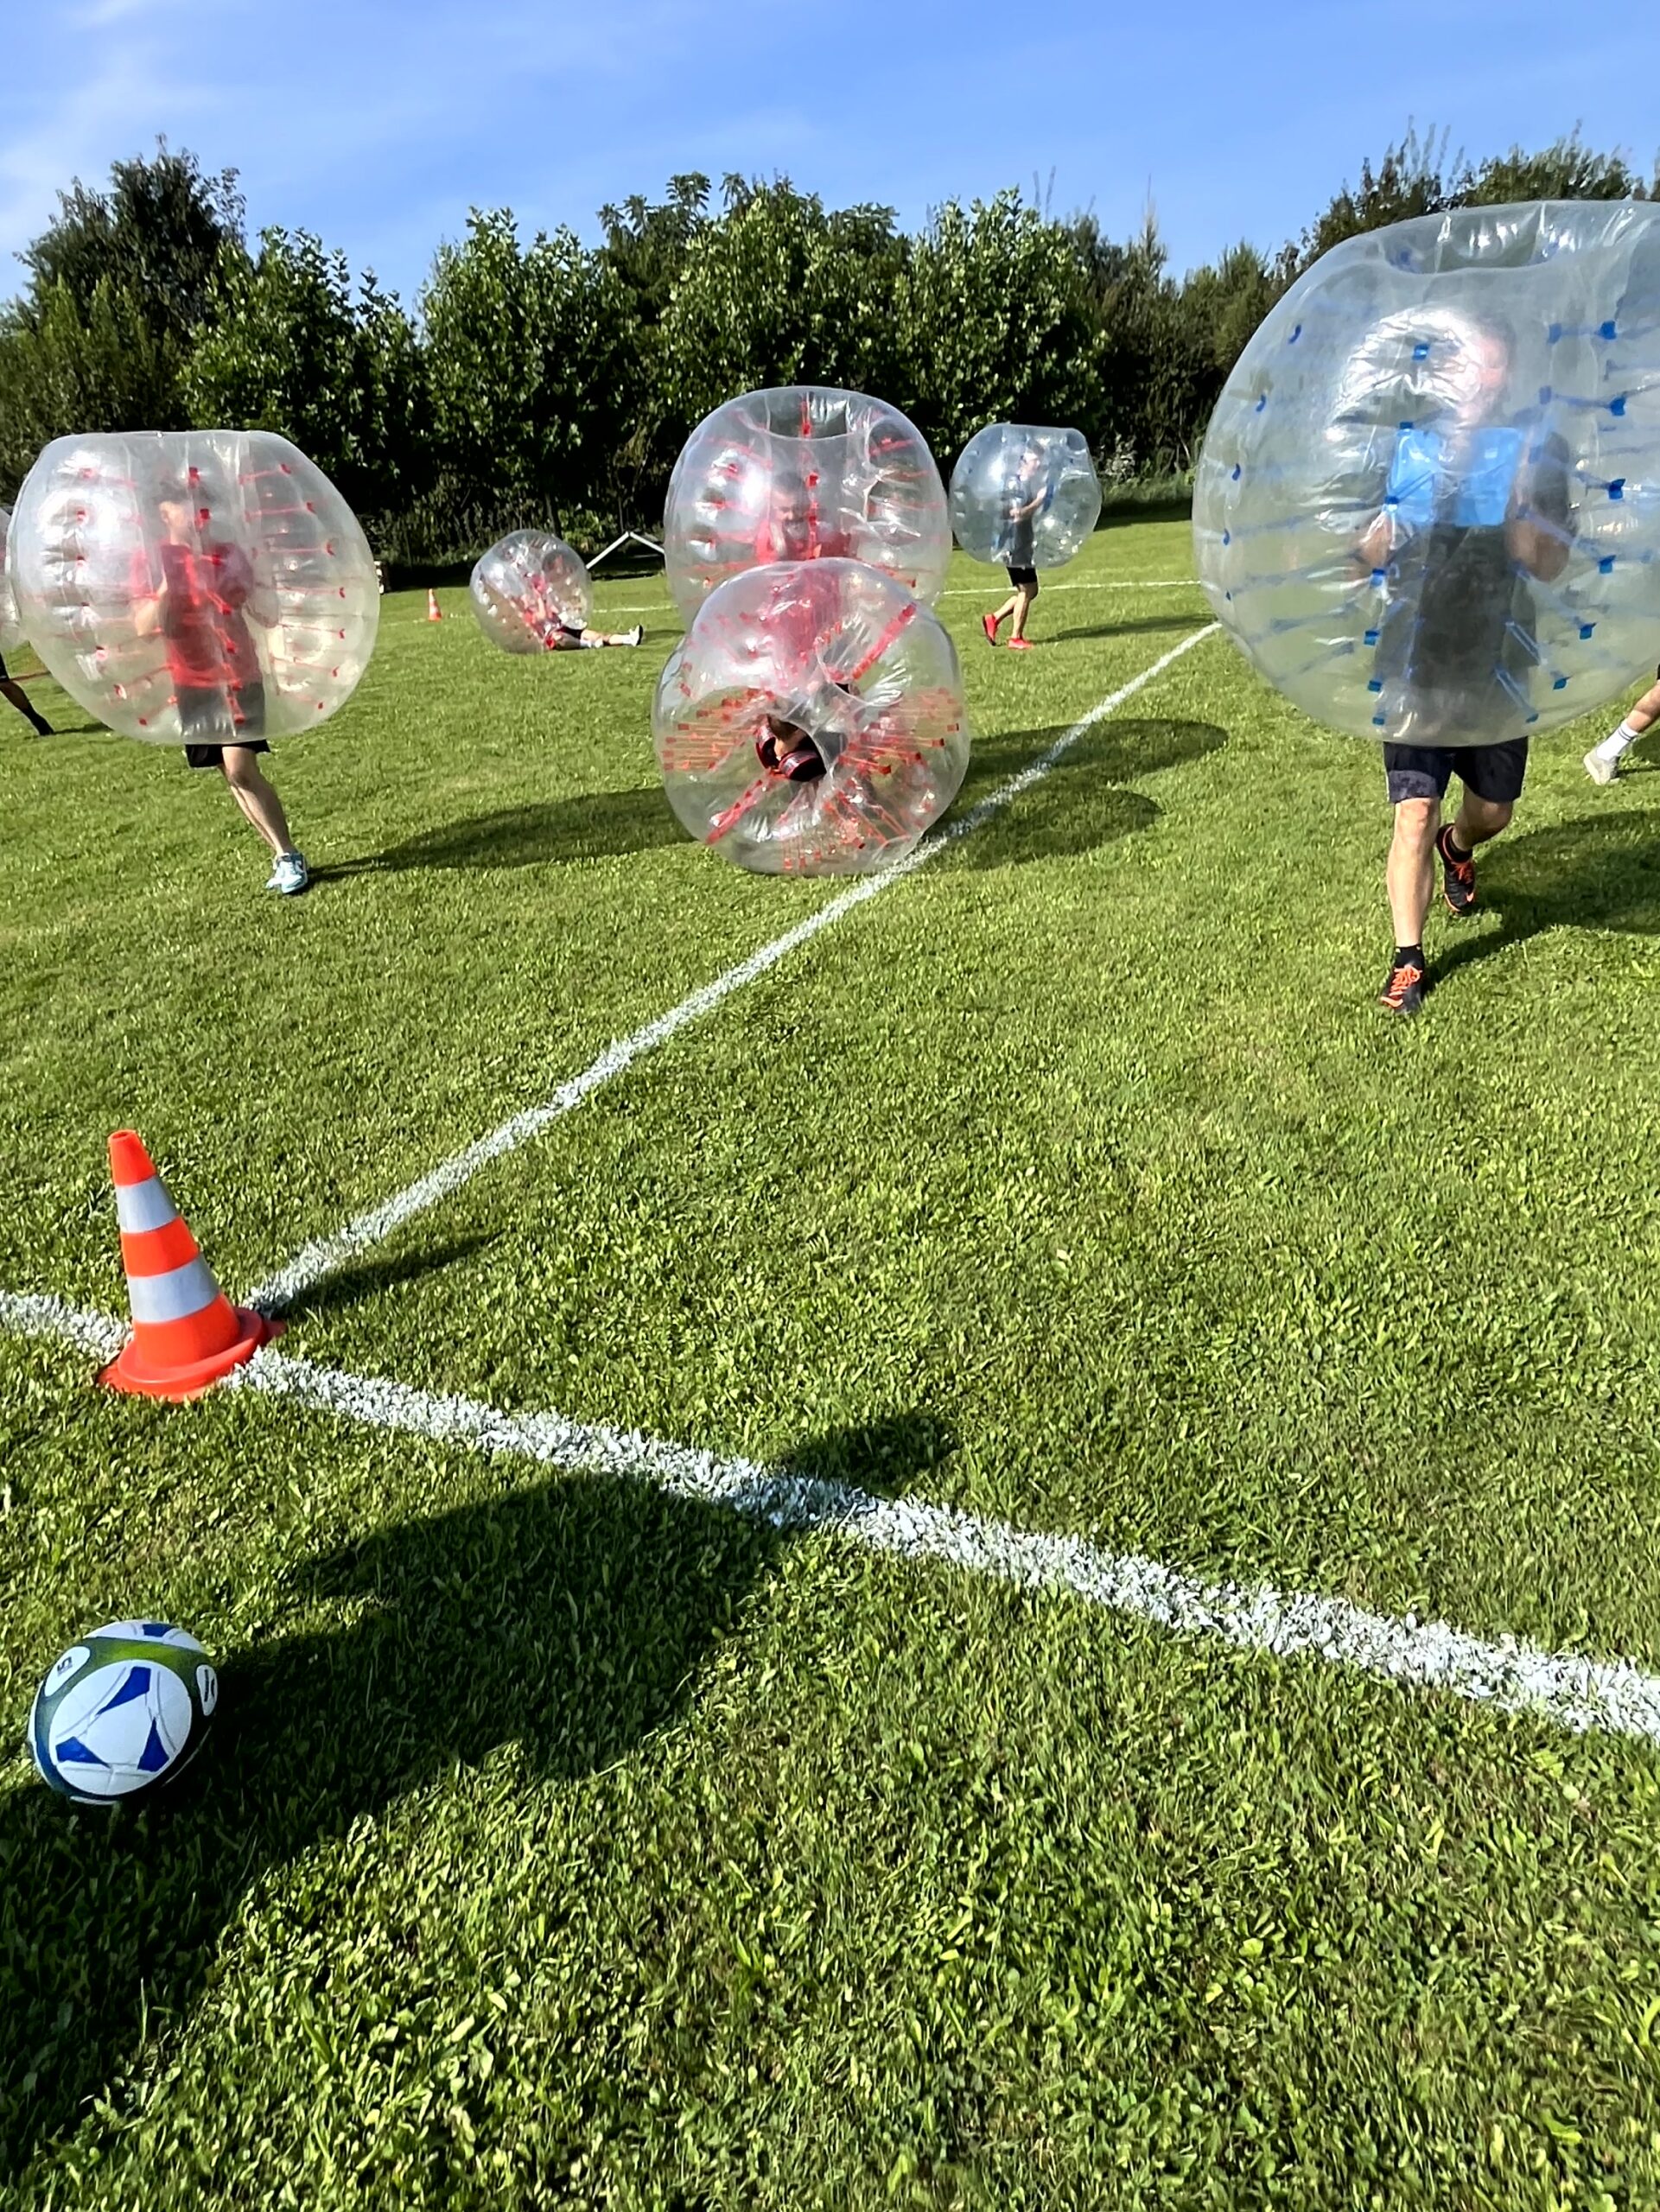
xmin=6 ymin=1287 xmax=1660 ymax=1750
xmin=246 ymin=624 xmax=1219 ymax=1316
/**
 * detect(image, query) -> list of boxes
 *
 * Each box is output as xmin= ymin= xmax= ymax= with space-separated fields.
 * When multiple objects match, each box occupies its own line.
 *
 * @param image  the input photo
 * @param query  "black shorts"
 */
xmin=180 ymin=680 xmax=269 ymax=767
xmin=1005 ymin=566 xmax=1039 ymax=591
xmin=1383 ymin=739 xmax=1530 ymax=807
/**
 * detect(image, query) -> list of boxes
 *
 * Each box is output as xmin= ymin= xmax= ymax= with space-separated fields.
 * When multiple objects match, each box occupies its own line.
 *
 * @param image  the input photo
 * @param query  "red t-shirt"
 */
xmin=134 ymin=540 xmax=261 ymax=690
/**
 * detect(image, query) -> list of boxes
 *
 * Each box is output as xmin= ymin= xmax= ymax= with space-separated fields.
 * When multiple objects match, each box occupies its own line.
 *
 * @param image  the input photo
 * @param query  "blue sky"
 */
xmin=6 ymin=0 xmax=1658 ymax=307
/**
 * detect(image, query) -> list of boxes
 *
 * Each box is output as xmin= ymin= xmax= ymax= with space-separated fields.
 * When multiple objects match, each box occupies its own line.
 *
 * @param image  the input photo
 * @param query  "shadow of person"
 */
xmin=945 ymin=718 xmax=1227 ymax=870
xmin=0 ymin=1410 xmax=947 ymax=2177
xmin=1046 ymin=613 xmax=1207 ymax=645
xmin=317 ymin=790 xmax=686 ymax=880
xmin=1434 ymin=807 xmax=1660 ymax=987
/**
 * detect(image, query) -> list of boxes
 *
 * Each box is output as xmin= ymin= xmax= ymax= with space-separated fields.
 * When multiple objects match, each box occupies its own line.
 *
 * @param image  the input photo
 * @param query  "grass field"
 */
xmin=4 ymin=519 xmax=1660 ymax=2208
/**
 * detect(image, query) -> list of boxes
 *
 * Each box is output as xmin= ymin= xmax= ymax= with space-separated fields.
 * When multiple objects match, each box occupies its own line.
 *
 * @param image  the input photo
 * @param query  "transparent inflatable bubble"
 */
xmin=9 ymin=430 xmax=379 ymax=744
xmin=664 ymin=386 xmax=950 ymax=620
xmin=1195 ymin=200 xmax=1660 ymax=747
xmin=653 ymin=559 xmax=971 ymax=875
xmin=949 ymin=423 xmax=1102 ymax=569
xmin=0 ymin=505 xmax=22 ymax=654
xmin=469 ymin=530 xmax=593 ymax=653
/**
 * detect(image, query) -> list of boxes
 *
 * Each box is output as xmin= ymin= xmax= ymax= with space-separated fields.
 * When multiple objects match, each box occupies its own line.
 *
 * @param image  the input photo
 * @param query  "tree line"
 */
xmin=0 ymin=128 xmax=1650 ymax=568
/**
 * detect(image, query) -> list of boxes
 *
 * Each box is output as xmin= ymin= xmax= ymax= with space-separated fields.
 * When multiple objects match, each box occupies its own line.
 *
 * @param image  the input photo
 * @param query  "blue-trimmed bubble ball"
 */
xmin=949 ymin=424 xmax=1102 ymax=570
xmin=1194 ymin=200 xmax=1660 ymax=746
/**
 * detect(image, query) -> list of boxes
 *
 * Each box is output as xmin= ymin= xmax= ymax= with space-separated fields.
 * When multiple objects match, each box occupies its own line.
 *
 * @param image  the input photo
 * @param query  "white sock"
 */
xmin=1594 ymin=719 xmax=1640 ymax=763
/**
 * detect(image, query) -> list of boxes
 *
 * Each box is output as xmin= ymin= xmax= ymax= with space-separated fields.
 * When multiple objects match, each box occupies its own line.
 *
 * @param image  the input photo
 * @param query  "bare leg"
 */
xmin=219 ymin=747 xmax=296 ymax=858
xmin=1386 ymin=797 xmax=1440 ymax=950
xmin=1587 ymin=676 xmax=1660 ymax=779
xmin=2 ymin=678 xmax=50 ymax=734
xmin=1008 ymin=583 xmax=1038 ymax=642
xmin=1447 ymin=789 xmax=1513 ymax=856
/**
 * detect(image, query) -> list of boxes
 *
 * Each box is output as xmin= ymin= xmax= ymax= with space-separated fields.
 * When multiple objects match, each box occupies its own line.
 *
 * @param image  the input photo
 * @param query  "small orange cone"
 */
xmin=426 ymin=588 xmax=442 ymax=622
xmin=99 ymin=1131 xmax=281 ymax=1401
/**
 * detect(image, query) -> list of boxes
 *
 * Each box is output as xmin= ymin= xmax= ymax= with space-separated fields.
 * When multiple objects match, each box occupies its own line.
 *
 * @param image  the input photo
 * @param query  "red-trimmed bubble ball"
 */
xmin=652 ymin=558 xmax=971 ymax=876
xmin=469 ymin=531 xmax=594 ymax=653
xmin=7 ymin=430 xmax=378 ymax=743
xmin=664 ymin=385 xmax=950 ymax=621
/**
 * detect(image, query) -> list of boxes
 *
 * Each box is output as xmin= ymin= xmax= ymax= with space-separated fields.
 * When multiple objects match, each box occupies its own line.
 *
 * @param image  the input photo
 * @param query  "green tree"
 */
xmin=182 ymin=229 xmax=429 ymax=526
xmin=895 ymin=192 xmax=1103 ymax=466
xmin=1468 ymin=129 xmax=1650 ymax=206
xmin=420 ymin=209 xmax=638 ymax=543
xmin=18 ymin=140 xmax=245 ymax=348
xmin=656 ymin=179 xmax=909 ymax=442
xmin=0 ymin=141 xmax=245 ymax=495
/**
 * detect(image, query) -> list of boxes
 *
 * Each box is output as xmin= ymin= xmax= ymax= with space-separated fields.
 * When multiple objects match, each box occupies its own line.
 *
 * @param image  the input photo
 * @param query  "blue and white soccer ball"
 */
xmin=29 ymin=1620 xmax=218 ymax=1804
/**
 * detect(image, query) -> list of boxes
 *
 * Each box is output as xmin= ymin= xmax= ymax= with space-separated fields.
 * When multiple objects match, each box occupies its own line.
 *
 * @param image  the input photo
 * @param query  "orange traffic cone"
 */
xmin=426 ymin=588 xmax=442 ymax=622
xmin=99 ymin=1131 xmax=282 ymax=1400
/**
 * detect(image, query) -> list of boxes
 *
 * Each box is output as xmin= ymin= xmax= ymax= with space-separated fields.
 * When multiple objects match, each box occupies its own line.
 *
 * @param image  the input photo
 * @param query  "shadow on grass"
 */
xmin=317 ymin=789 xmax=687 ymax=879
xmin=0 ymin=1408 xmax=951 ymax=2177
xmin=1044 ymin=613 xmax=1206 ymax=645
xmin=270 ymin=1234 xmax=500 ymax=1323
xmin=1434 ymin=808 xmax=1660 ymax=988
xmin=947 ymin=717 xmax=1227 ymax=869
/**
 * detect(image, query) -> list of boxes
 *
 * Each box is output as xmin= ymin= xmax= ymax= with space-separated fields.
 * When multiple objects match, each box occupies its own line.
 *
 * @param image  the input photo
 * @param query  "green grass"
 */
xmin=5 ymin=524 xmax=1660 ymax=2207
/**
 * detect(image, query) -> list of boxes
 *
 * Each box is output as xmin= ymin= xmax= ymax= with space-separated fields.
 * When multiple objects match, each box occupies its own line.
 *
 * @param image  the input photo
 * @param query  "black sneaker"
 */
xmin=1435 ymin=824 xmax=1476 ymax=915
xmin=1378 ymin=951 xmax=1428 ymax=1016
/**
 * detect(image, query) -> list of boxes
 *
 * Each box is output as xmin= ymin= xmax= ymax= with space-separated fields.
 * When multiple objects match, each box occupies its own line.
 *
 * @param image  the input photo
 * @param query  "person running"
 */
xmin=982 ymin=442 xmax=1049 ymax=652
xmin=1585 ymin=667 xmax=1660 ymax=784
xmin=1358 ymin=317 xmax=1574 ymax=1014
xmin=132 ymin=472 xmax=309 ymax=895
xmin=0 ymin=648 xmax=51 ymax=736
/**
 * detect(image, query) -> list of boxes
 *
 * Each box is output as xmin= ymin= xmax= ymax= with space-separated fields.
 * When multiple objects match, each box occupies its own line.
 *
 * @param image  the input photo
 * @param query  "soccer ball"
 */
xmin=29 ymin=1620 xmax=218 ymax=1804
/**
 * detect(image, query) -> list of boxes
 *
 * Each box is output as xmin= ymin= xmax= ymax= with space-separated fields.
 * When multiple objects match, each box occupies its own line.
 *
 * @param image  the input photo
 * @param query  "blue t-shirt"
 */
xmin=1385 ymin=424 xmax=1527 ymax=531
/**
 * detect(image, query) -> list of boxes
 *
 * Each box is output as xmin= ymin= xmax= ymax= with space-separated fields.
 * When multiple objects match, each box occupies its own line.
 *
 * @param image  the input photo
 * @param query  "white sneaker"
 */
xmin=267 ymin=850 xmax=310 ymax=895
xmin=1584 ymin=747 xmax=1621 ymax=786
xmin=627 ymin=624 xmax=645 ymax=647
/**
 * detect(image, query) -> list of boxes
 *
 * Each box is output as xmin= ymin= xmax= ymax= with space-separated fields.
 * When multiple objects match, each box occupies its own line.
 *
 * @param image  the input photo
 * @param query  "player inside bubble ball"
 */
xmin=131 ymin=471 xmax=311 ymax=895
xmin=982 ymin=442 xmax=1050 ymax=651
xmin=1355 ymin=315 xmax=1574 ymax=1014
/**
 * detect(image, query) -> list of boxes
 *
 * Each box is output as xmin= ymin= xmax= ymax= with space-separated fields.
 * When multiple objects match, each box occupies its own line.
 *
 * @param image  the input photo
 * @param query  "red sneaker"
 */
xmin=981 ymin=613 xmax=1000 ymax=646
xmin=1006 ymin=637 xmax=1034 ymax=652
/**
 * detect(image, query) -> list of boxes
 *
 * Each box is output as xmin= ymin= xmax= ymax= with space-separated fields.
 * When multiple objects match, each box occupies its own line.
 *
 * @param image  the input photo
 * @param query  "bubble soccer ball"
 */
xmin=653 ymin=559 xmax=971 ymax=875
xmin=470 ymin=530 xmax=594 ymax=653
xmin=1195 ymin=200 xmax=1660 ymax=747
xmin=664 ymin=386 xmax=951 ymax=620
xmin=30 ymin=1620 xmax=218 ymax=1805
xmin=950 ymin=424 xmax=1102 ymax=571
xmin=0 ymin=505 xmax=23 ymax=654
xmin=9 ymin=430 xmax=379 ymax=744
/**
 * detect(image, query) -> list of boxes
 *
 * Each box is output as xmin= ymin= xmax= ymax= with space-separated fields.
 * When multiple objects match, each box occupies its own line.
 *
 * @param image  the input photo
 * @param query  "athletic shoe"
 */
xmin=1584 ymin=746 xmax=1620 ymax=786
xmin=267 ymin=851 xmax=310 ymax=896
xmin=1006 ymin=637 xmax=1034 ymax=652
xmin=26 ymin=709 xmax=52 ymax=736
xmin=981 ymin=613 xmax=1000 ymax=646
xmin=1377 ymin=953 xmax=1427 ymax=1016
xmin=626 ymin=624 xmax=644 ymax=647
xmin=1434 ymin=823 xmax=1476 ymax=915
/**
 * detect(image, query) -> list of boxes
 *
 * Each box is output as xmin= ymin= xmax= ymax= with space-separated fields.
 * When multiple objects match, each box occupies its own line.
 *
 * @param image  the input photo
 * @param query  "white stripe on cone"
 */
xmin=125 ymin=1255 xmax=223 ymax=1326
xmin=114 ymin=1179 xmax=179 ymax=1234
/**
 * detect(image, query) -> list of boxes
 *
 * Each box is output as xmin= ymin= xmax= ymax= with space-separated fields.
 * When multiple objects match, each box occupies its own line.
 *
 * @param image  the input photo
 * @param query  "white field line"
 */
xmin=592 ymin=578 xmax=1204 ymax=613
xmin=245 ymin=624 xmax=1219 ymax=1317
xmin=7 ymin=1287 xmax=1660 ymax=1750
